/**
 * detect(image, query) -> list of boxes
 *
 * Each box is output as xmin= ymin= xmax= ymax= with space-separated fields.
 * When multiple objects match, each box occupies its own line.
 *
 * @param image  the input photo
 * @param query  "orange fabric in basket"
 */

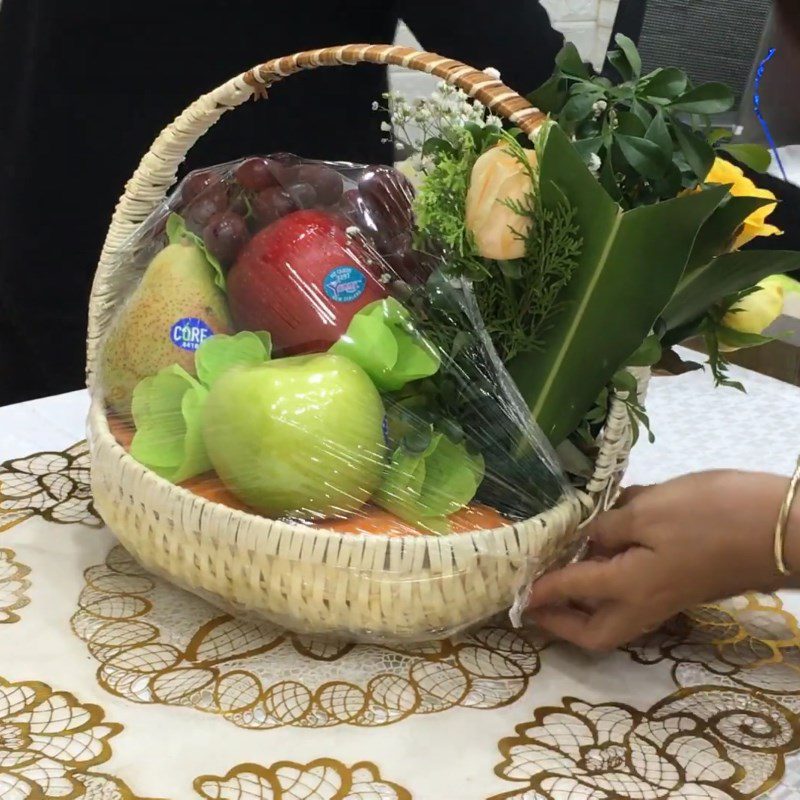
xmin=107 ymin=411 xmax=507 ymax=535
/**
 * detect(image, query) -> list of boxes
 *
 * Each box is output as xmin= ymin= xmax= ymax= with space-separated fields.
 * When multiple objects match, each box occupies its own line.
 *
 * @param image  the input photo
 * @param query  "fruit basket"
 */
xmin=86 ymin=44 xmax=640 ymax=642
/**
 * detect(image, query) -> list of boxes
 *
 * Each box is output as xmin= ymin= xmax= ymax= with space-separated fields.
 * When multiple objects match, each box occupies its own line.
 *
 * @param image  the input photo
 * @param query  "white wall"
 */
xmin=391 ymin=1 xmax=620 ymax=101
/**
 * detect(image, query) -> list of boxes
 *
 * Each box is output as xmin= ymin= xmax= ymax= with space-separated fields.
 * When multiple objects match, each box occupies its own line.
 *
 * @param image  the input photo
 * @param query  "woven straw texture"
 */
xmin=85 ymin=44 xmax=639 ymax=642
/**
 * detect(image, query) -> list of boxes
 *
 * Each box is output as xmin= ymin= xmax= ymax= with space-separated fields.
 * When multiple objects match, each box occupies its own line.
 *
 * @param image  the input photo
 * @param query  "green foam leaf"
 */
xmin=130 ymin=365 xmax=211 ymax=483
xmin=195 ymin=330 xmax=272 ymax=388
xmin=374 ymin=430 xmax=485 ymax=533
xmin=330 ymin=298 xmax=440 ymax=392
xmin=167 ymin=213 xmax=226 ymax=291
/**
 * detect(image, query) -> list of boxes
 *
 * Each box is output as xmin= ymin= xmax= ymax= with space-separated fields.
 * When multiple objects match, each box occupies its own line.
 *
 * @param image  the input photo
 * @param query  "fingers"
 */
xmin=584 ymin=485 xmax=657 ymax=552
xmin=529 ymin=602 xmax=656 ymax=652
xmin=616 ymin=485 xmax=649 ymax=507
xmin=526 ymin=560 xmax=620 ymax=610
xmin=584 ymin=509 xmax=640 ymax=552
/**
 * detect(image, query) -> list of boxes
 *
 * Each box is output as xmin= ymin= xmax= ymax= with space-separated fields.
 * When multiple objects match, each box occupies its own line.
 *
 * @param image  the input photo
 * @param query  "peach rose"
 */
xmin=465 ymin=145 xmax=538 ymax=260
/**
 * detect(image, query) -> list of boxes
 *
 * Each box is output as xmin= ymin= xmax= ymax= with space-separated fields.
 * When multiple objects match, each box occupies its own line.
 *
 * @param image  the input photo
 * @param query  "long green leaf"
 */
xmin=615 ymin=34 xmax=642 ymax=79
xmin=662 ymin=250 xmax=800 ymax=336
xmin=640 ymin=67 xmax=688 ymax=100
xmin=671 ymin=83 xmax=736 ymax=114
xmin=556 ymin=42 xmax=590 ymax=79
xmin=674 ymin=122 xmax=715 ymax=181
xmin=719 ymin=143 xmax=772 ymax=173
xmin=507 ymin=125 xmax=727 ymax=445
xmin=684 ymin=195 xmax=772 ymax=274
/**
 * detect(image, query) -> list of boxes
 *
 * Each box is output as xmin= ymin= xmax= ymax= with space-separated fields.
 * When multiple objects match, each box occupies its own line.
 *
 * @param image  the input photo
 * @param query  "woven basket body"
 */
xmin=86 ymin=45 xmax=639 ymax=642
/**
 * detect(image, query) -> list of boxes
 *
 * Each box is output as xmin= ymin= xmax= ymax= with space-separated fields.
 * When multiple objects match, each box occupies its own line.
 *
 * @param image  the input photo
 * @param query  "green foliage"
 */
xmin=506 ymin=124 xmax=728 ymax=445
xmin=662 ymin=250 xmax=800 ymax=346
xmin=413 ymin=128 xmax=582 ymax=363
xmin=529 ymin=35 xmax=765 ymax=209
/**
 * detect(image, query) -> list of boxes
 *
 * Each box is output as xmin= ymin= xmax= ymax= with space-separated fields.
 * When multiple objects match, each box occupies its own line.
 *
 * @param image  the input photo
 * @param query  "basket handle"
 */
xmin=86 ymin=43 xmax=545 ymax=385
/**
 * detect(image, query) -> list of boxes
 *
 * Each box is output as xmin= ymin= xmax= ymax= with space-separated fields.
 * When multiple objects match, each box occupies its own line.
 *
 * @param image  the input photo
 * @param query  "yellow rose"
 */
xmin=465 ymin=145 xmax=538 ymax=260
xmin=704 ymin=158 xmax=783 ymax=249
xmin=720 ymin=278 xmax=785 ymax=351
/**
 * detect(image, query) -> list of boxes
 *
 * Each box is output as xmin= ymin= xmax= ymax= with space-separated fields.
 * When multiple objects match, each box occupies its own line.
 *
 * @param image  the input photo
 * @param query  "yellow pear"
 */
xmin=101 ymin=240 xmax=232 ymax=414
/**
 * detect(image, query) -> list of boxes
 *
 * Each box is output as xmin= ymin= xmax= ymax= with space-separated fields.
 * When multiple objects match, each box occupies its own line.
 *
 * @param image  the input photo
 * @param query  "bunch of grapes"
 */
xmin=177 ymin=155 xmax=428 ymax=283
xmin=336 ymin=166 xmax=432 ymax=285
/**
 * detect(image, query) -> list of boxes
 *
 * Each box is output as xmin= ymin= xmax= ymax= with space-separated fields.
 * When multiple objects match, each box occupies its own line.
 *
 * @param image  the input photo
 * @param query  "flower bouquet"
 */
xmin=87 ymin=41 xmax=800 ymax=642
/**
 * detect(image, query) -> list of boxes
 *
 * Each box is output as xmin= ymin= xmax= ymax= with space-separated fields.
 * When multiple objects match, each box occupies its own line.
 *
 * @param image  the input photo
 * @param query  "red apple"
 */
xmin=227 ymin=209 xmax=388 ymax=354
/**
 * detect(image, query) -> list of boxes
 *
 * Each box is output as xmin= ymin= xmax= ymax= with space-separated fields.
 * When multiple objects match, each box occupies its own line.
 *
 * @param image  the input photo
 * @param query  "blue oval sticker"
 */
xmin=323 ymin=266 xmax=366 ymax=303
xmin=170 ymin=317 xmax=214 ymax=351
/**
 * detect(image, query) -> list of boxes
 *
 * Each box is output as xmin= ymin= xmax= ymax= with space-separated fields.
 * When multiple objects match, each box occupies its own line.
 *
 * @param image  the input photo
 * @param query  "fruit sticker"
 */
xmin=170 ymin=317 xmax=214 ymax=351
xmin=323 ymin=266 xmax=367 ymax=303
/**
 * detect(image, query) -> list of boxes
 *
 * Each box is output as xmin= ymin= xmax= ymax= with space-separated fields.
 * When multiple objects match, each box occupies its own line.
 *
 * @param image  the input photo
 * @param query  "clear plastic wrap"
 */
xmin=95 ymin=154 xmax=576 ymax=639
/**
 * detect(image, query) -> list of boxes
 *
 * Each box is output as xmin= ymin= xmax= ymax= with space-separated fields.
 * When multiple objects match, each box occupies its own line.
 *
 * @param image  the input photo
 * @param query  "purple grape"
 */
xmin=202 ymin=211 xmax=250 ymax=266
xmin=229 ymin=188 xmax=249 ymax=216
xmin=185 ymin=183 xmax=229 ymax=232
xmin=252 ymin=186 xmax=297 ymax=227
xmin=358 ymin=166 xmax=415 ymax=232
xmin=181 ymin=170 xmax=221 ymax=203
xmin=385 ymin=246 xmax=432 ymax=285
xmin=286 ymin=182 xmax=317 ymax=209
xmin=337 ymin=188 xmax=376 ymax=234
xmin=288 ymin=164 xmax=344 ymax=205
xmin=270 ymin=152 xmax=301 ymax=166
xmin=235 ymin=157 xmax=281 ymax=192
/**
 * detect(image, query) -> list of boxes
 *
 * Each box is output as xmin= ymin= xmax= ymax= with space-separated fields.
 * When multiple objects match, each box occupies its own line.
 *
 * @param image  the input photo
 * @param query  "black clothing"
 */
xmin=0 ymin=0 xmax=564 ymax=403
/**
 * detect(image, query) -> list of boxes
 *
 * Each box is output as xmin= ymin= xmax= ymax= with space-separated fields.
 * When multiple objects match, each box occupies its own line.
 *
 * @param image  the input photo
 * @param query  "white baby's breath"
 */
xmin=371 ymin=77 xmax=500 ymax=169
xmin=483 ymin=66 xmax=501 ymax=80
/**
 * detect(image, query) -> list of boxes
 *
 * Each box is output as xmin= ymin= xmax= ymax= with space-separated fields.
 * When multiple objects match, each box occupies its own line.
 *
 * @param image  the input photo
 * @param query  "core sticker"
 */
xmin=170 ymin=317 xmax=213 ymax=351
xmin=323 ymin=266 xmax=366 ymax=303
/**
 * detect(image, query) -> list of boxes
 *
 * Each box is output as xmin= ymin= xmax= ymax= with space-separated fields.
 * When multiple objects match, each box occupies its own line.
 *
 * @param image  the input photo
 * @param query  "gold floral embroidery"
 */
xmin=628 ymin=595 xmax=800 ymax=705
xmin=193 ymin=759 xmax=411 ymax=800
xmin=71 ymin=545 xmax=544 ymax=729
xmin=491 ymin=688 xmax=800 ymax=800
xmin=0 ymin=548 xmax=30 ymax=623
xmin=75 ymin=773 xmax=162 ymax=800
xmin=0 ymin=442 xmax=102 ymax=532
xmin=0 ymin=675 xmax=148 ymax=799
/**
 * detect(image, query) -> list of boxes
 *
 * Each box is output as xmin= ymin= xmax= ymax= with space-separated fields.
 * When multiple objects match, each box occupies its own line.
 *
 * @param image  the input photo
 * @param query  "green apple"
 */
xmin=203 ymin=353 xmax=386 ymax=519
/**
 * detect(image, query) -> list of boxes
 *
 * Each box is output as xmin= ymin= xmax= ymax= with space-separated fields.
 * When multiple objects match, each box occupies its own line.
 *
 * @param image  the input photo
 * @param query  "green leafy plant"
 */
xmin=530 ymin=37 xmax=770 ymax=209
xmin=507 ymin=124 xmax=728 ymax=445
xmin=414 ymin=127 xmax=583 ymax=362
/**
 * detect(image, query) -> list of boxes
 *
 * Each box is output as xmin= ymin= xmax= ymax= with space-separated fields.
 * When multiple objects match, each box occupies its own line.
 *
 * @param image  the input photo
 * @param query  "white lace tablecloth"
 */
xmin=1 ymin=356 xmax=800 ymax=800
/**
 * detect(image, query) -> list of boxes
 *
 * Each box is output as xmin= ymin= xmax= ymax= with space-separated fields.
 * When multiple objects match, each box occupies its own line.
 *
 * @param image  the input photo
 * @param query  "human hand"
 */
xmin=526 ymin=470 xmax=788 ymax=651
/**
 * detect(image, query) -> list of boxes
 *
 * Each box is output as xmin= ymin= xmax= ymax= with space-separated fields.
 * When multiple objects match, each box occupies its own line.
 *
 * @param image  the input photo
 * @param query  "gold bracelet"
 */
xmin=774 ymin=456 xmax=800 ymax=576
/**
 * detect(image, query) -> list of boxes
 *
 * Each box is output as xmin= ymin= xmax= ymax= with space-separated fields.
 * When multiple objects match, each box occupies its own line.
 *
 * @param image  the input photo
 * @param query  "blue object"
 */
xmin=170 ymin=317 xmax=214 ymax=351
xmin=754 ymin=48 xmax=789 ymax=182
xmin=323 ymin=266 xmax=367 ymax=303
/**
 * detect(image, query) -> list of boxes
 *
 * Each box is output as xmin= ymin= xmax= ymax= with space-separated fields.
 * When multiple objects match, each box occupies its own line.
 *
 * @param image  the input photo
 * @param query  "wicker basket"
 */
xmin=86 ymin=44 xmax=639 ymax=642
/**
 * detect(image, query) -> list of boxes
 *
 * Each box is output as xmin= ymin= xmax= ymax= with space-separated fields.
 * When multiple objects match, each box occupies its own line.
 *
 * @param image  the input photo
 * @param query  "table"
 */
xmin=1 ymin=357 xmax=800 ymax=800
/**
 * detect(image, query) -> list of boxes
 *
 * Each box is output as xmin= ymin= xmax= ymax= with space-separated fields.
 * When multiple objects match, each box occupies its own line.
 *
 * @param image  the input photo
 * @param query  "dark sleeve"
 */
xmin=399 ymin=0 xmax=564 ymax=95
xmin=610 ymin=0 xmax=647 ymax=44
